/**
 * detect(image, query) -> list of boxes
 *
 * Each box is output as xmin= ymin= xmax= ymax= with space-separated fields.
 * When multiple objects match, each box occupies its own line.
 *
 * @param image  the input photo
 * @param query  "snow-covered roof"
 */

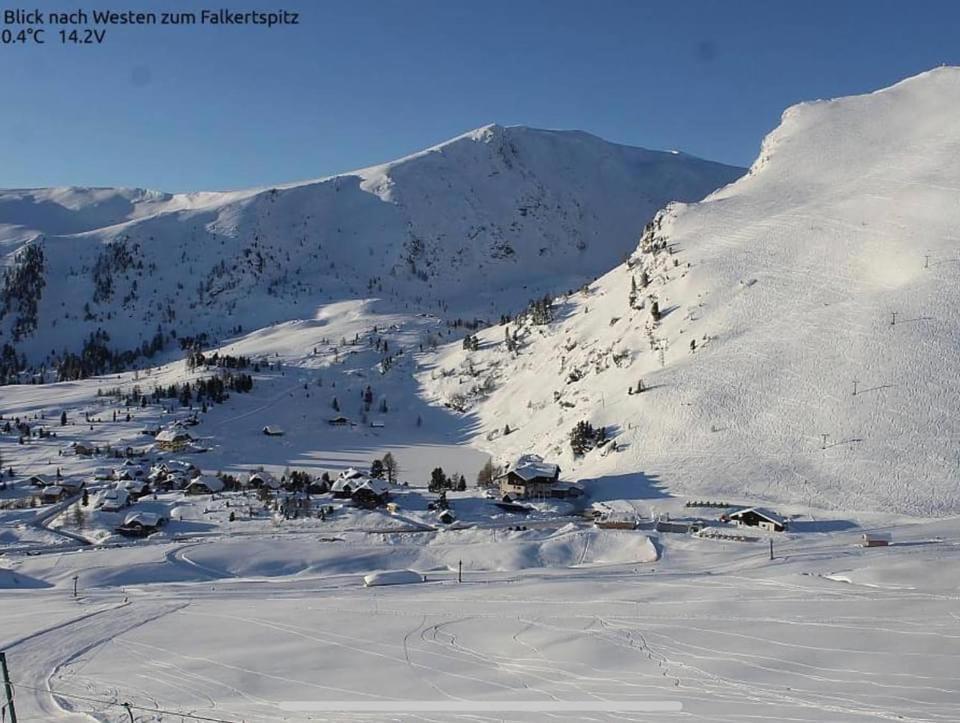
xmin=156 ymin=429 xmax=192 ymax=443
xmin=262 ymin=425 xmax=284 ymax=435
xmin=122 ymin=511 xmax=163 ymax=527
xmin=354 ymin=478 xmax=390 ymax=496
xmin=338 ymin=467 xmax=364 ymax=480
xmin=187 ymin=475 xmax=224 ymax=493
xmin=248 ymin=471 xmax=281 ymax=489
xmin=727 ymin=507 xmax=785 ymax=525
xmin=500 ymin=454 xmax=560 ymax=482
xmin=332 ymin=476 xmax=364 ymax=492
xmin=41 ymin=485 xmax=64 ymax=495
xmin=156 ymin=460 xmax=195 ymax=472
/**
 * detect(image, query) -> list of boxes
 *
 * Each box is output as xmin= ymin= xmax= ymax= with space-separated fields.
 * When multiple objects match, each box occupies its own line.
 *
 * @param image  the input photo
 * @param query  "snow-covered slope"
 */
xmin=0 ymin=125 xmax=741 ymax=362
xmin=422 ymin=68 xmax=960 ymax=516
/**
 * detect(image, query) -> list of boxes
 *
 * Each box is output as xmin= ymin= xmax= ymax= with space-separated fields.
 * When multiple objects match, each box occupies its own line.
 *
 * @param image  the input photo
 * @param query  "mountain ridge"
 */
xmin=0 ymin=124 xmax=742 ymax=366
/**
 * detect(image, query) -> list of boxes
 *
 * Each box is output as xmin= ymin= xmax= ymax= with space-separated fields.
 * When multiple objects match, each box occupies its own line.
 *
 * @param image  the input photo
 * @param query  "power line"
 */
xmin=8 ymin=680 xmax=241 ymax=723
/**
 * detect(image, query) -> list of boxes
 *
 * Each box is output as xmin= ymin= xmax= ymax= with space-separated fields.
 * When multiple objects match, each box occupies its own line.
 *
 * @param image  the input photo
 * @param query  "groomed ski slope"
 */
xmin=422 ymin=67 xmax=960 ymax=516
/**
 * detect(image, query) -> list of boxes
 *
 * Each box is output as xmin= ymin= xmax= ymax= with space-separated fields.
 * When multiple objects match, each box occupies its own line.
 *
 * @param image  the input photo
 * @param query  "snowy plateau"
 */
xmin=0 ymin=71 xmax=959 ymax=723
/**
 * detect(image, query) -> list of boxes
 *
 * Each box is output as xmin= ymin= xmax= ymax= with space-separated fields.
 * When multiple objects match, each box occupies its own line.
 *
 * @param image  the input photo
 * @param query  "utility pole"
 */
xmin=1 ymin=651 xmax=17 ymax=723
xmin=821 ymin=433 xmax=829 ymax=450
xmin=72 ymin=575 xmax=78 ymax=599
xmin=458 ymin=560 xmax=462 ymax=584
xmin=891 ymin=311 xmax=898 ymax=326
xmin=852 ymin=379 xmax=859 ymax=396
xmin=769 ymin=539 xmax=774 ymax=561
xmin=924 ymin=254 xmax=930 ymax=269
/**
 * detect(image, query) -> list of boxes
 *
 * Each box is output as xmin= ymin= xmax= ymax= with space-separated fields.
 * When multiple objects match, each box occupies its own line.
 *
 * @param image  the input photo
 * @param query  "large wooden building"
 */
xmin=496 ymin=454 xmax=580 ymax=500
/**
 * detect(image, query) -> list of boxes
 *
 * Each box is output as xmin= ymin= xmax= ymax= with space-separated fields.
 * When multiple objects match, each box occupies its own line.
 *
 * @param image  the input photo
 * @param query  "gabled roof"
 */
xmin=332 ymin=476 xmax=364 ymax=492
xmin=354 ymin=478 xmax=390 ymax=496
xmin=187 ymin=475 xmax=224 ymax=493
xmin=156 ymin=460 xmax=195 ymax=472
xmin=499 ymin=454 xmax=560 ymax=482
xmin=122 ymin=511 xmax=163 ymax=527
xmin=41 ymin=485 xmax=65 ymax=495
xmin=247 ymin=470 xmax=280 ymax=488
xmin=156 ymin=429 xmax=192 ymax=443
xmin=727 ymin=507 xmax=785 ymax=525
xmin=338 ymin=467 xmax=364 ymax=480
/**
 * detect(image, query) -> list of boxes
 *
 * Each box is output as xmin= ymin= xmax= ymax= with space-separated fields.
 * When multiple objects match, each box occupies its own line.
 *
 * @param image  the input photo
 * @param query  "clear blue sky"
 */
xmin=2 ymin=0 xmax=957 ymax=191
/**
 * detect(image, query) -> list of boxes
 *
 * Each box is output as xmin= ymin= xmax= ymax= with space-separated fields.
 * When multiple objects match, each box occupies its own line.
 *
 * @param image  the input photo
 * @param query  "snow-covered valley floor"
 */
xmin=2 ymin=518 xmax=959 ymax=722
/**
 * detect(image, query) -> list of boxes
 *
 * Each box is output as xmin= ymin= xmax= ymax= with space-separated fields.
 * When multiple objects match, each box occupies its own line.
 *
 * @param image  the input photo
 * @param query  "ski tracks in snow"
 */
xmin=6 ymin=599 xmax=186 ymax=722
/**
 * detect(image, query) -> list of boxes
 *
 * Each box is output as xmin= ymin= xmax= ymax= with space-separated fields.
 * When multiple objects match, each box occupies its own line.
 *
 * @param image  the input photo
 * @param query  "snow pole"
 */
xmin=458 ymin=559 xmax=463 ymax=583
xmin=0 ymin=651 xmax=17 ymax=723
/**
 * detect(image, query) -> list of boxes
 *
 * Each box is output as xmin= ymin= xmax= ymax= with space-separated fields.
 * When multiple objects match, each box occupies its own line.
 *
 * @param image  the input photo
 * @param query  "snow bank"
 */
xmin=362 ymin=569 xmax=425 ymax=587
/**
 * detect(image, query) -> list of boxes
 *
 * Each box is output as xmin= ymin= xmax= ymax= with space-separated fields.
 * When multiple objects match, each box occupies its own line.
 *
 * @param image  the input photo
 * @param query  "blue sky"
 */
xmin=2 ymin=0 xmax=957 ymax=191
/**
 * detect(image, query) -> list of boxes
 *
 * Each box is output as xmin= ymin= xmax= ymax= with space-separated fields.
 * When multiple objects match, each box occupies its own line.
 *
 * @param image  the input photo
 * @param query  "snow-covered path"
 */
xmin=4 ymin=600 xmax=185 ymax=722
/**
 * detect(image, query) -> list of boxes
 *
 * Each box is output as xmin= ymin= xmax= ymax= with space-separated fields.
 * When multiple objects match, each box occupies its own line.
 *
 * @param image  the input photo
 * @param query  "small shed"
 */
xmin=328 ymin=416 xmax=352 ymax=427
xmin=262 ymin=425 xmax=284 ymax=436
xmin=40 ymin=485 xmax=67 ymax=504
xmin=28 ymin=475 xmax=50 ymax=488
xmin=861 ymin=532 xmax=892 ymax=548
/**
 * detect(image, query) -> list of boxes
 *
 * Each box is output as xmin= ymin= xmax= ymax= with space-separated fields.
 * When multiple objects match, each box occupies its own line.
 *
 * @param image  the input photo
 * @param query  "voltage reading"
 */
xmin=0 ymin=28 xmax=106 ymax=45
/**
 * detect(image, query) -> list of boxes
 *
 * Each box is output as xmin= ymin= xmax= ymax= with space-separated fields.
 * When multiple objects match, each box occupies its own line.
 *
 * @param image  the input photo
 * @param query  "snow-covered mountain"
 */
xmin=0 ymin=124 xmax=741 ymax=363
xmin=421 ymin=68 xmax=960 ymax=516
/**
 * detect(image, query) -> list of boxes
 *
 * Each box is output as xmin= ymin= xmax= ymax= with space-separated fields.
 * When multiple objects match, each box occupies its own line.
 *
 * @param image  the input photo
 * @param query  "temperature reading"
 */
xmin=0 ymin=27 xmax=45 ymax=44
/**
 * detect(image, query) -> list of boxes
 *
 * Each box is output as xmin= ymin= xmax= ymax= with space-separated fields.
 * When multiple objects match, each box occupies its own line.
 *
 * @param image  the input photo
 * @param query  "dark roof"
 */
xmin=727 ymin=507 xmax=785 ymax=525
